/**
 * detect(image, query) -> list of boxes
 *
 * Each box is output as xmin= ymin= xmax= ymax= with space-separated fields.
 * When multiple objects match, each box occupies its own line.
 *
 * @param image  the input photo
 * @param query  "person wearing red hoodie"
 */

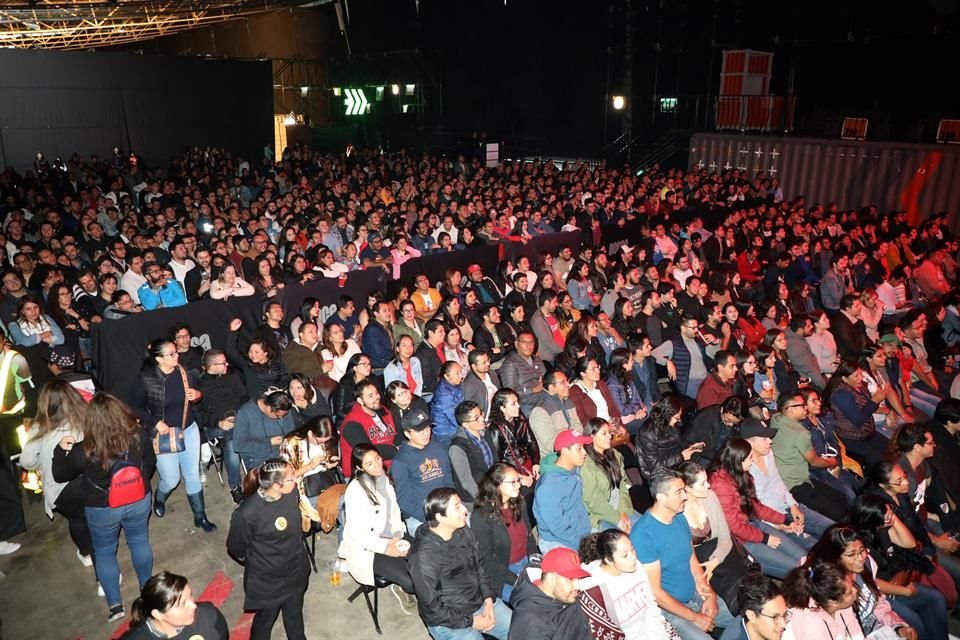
xmin=339 ymin=379 xmax=398 ymax=477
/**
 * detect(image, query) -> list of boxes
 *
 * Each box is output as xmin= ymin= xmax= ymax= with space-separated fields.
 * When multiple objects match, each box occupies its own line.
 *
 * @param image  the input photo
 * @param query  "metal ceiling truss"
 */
xmin=0 ymin=1 xmax=300 ymax=50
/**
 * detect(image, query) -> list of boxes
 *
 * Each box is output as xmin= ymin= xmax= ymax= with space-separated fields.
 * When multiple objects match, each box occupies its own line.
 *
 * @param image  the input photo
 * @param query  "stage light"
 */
xmin=283 ymin=113 xmax=297 ymax=126
xmin=405 ymin=84 xmax=415 ymax=96
xmin=300 ymin=86 xmax=309 ymax=97
xmin=332 ymin=87 xmax=341 ymax=96
xmin=375 ymin=86 xmax=384 ymax=101
xmin=391 ymin=84 xmax=400 ymax=95
xmin=612 ymin=95 xmax=626 ymax=110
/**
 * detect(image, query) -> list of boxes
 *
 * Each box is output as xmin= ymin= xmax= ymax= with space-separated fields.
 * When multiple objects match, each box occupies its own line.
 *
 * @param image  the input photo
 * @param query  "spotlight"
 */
xmin=300 ymin=86 xmax=309 ymax=97
xmin=612 ymin=95 xmax=626 ymax=110
xmin=391 ymin=84 xmax=400 ymax=95
xmin=405 ymin=84 xmax=415 ymax=96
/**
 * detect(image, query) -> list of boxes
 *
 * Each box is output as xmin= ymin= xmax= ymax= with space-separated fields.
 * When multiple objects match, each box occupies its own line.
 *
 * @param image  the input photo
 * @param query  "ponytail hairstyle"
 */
xmin=241 ymin=457 xmax=290 ymax=497
xmin=782 ymin=560 xmax=849 ymax=610
xmin=144 ymin=338 xmax=174 ymax=370
xmin=581 ymin=418 xmax=622 ymax=490
xmin=579 ymin=529 xmax=628 ymax=566
xmin=129 ymin=571 xmax=189 ymax=626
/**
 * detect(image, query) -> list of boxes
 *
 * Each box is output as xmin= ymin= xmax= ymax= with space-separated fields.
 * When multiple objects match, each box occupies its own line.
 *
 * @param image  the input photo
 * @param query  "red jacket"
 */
xmin=737 ymin=317 xmax=767 ymax=353
xmin=736 ymin=254 xmax=763 ymax=283
xmin=709 ymin=468 xmax=786 ymax=544
xmin=339 ymin=403 xmax=398 ymax=477
xmin=568 ymin=380 xmax=622 ymax=426
xmin=695 ymin=373 xmax=734 ymax=409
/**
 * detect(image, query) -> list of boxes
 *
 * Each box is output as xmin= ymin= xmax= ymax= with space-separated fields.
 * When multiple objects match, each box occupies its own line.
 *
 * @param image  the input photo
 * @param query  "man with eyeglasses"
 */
xmin=529 ymin=370 xmax=582 ymax=458
xmin=718 ymin=574 xmax=787 ymax=640
xmin=448 ymin=400 xmax=498 ymax=510
xmin=770 ymin=393 xmax=850 ymax=523
xmin=0 ymin=270 xmax=28 ymax=325
xmin=652 ymin=316 xmax=713 ymax=400
xmin=137 ymin=260 xmax=187 ymax=310
xmin=196 ymin=348 xmax=250 ymax=503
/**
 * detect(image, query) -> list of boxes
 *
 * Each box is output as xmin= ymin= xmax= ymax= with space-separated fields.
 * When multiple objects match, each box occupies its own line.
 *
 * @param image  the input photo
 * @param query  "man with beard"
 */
xmin=137 ymin=261 xmax=187 ymax=310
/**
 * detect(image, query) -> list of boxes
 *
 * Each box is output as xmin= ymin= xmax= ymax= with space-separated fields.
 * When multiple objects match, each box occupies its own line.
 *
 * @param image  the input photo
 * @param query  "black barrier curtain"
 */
xmin=400 ymin=246 xmax=500 ymax=287
xmin=92 ymin=270 xmax=388 ymax=401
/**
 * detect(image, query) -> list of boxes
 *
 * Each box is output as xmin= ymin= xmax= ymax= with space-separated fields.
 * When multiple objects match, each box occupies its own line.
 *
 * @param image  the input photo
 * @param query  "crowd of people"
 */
xmin=3 ymin=143 xmax=960 ymax=640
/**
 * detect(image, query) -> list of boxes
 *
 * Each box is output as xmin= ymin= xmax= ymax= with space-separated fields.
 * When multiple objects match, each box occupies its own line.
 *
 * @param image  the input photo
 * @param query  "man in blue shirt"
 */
xmin=359 ymin=232 xmax=392 ymax=272
xmin=631 ymin=467 xmax=734 ymax=640
xmin=137 ymin=261 xmax=187 ymax=310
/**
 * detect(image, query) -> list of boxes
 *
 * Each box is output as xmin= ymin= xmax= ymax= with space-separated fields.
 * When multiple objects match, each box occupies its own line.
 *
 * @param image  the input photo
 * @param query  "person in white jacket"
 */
xmin=19 ymin=380 xmax=90 ymax=564
xmin=338 ymin=443 xmax=416 ymax=613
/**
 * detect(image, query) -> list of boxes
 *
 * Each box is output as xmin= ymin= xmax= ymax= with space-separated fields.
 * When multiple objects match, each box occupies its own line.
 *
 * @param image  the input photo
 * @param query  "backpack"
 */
xmin=90 ymin=451 xmax=147 ymax=508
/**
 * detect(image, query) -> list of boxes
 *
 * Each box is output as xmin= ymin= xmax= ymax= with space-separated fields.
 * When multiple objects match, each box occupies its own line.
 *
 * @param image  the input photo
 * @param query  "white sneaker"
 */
xmin=200 ymin=469 xmax=207 ymax=484
xmin=97 ymin=573 xmax=122 ymax=596
xmin=77 ymin=550 xmax=93 ymax=567
xmin=200 ymin=442 xmax=213 ymax=464
xmin=0 ymin=541 xmax=20 ymax=555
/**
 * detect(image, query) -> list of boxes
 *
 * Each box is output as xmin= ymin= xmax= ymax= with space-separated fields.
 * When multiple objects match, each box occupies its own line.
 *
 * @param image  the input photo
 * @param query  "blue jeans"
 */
xmin=811 ymin=468 xmax=860 ymax=506
xmin=155 ymin=423 xmax=202 ymax=495
xmin=501 ymin=558 xmax=528 ymax=603
xmin=85 ymin=493 xmax=154 ymax=608
xmin=909 ymin=388 xmax=941 ymax=417
xmin=661 ymin=593 xmax=735 ymax=640
xmin=742 ymin=521 xmax=811 ymax=579
xmin=889 ymin=584 xmax=948 ymax=640
xmin=427 ymin=599 xmax=512 ymax=640
xmin=538 ymin=538 xmax=567 ymax=554
xmin=206 ymin=426 xmax=241 ymax=489
xmin=796 ymin=504 xmax=834 ymax=540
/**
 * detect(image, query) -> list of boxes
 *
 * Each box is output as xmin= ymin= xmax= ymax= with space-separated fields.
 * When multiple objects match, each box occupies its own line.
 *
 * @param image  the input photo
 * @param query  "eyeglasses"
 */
xmin=502 ymin=479 xmax=522 ymax=486
xmin=160 ymin=352 xmax=178 ymax=358
xmin=757 ymin=611 xmax=792 ymax=624
xmin=209 ymin=360 xmax=228 ymax=367
xmin=784 ymin=404 xmax=806 ymax=410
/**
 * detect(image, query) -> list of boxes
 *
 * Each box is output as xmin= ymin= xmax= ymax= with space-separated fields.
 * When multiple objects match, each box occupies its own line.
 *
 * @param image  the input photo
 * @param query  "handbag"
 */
xmin=709 ymin=536 xmax=762 ymax=616
xmin=302 ymin=470 xmax=336 ymax=498
xmin=153 ymin=365 xmax=190 ymax=455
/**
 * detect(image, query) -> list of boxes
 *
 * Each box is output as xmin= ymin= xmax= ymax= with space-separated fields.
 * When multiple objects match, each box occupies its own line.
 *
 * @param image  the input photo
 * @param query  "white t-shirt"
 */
xmin=582 ymin=561 xmax=673 ymax=640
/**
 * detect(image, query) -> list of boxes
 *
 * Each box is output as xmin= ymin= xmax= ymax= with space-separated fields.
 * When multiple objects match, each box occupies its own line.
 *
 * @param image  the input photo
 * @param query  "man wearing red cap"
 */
xmin=533 ymin=429 xmax=592 ymax=553
xmin=507 ymin=548 xmax=591 ymax=640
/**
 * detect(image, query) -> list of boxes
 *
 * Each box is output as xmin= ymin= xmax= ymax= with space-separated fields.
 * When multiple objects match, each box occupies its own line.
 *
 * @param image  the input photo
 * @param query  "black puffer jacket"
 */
xmin=508 ymin=556 xmax=592 ymax=640
xmin=635 ymin=422 xmax=685 ymax=481
xmin=408 ymin=524 xmax=496 ymax=629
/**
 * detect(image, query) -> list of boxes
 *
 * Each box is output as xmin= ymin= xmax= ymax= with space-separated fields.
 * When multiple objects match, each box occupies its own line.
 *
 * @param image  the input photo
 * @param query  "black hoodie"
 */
xmin=508 ymin=557 xmax=591 ymax=640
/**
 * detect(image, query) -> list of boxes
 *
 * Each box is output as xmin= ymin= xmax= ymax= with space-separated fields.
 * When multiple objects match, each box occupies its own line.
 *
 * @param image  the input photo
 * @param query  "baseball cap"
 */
xmin=467 ymin=264 xmax=483 ymax=276
xmin=401 ymin=408 xmax=432 ymax=432
xmin=879 ymin=333 xmax=902 ymax=346
xmin=541 ymin=548 xmax=590 ymax=580
xmin=620 ymin=244 xmax=635 ymax=254
xmin=45 ymin=344 xmax=77 ymax=369
xmin=738 ymin=418 xmax=777 ymax=439
xmin=553 ymin=429 xmax=592 ymax=452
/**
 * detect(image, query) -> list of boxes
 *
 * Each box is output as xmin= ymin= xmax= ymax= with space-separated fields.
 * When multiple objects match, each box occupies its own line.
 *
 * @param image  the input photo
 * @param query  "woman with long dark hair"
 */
xmin=605 ymin=348 xmax=648 ymax=434
xmin=338 ymin=443 xmax=415 ymax=612
xmin=804 ymin=526 xmax=920 ymax=640
xmin=731 ymin=349 xmax=769 ymax=420
xmin=488 ymin=388 xmax=540 ymax=482
xmin=848 ymin=493 xmax=949 ymax=640
xmin=634 ymin=395 xmax=700 ymax=481
xmin=331 ymin=353 xmax=378 ymax=423
xmin=280 ymin=415 xmax=340 ymax=521
xmin=821 ymin=359 xmax=889 ymax=466
xmin=578 ymin=529 xmax=677 ymax=640
xmin=319 ymin=322 xmax=361 ymax=384
xmin=860 ymin=462 xmax=958 ymax=608
xmin=470 ymin=463 xmax=537 ymax=602
xmin=287 ymin=373 xmax=327 ymax=425
xmin=130 ymin=337 xmax=216 ymax=533
xmin=736 ymin=302 xmax=768 ymax=353
xmin=580 ymin=418 xmax=638 ymax=532
xmin=8 ymin=294 xmax=64 ymax=347
xmin=384 ymin=380 xmax=430 ymax=443
xmin=289 ymin=296 xmax=319 ymax=338
xmin=440 ymin=295 xmax=474 ymax=344
xmin=227 ymin=459 xmax=311 ymax=639
xmin=122 ymin=571 xmax=228 ymax=639
xmin=709 ymin=438 xmax=809 ymax=579
xmin=762 ymin=329 xmax=800 ymax=395
xmin=53 ymin=393 xmax=156 ymax=622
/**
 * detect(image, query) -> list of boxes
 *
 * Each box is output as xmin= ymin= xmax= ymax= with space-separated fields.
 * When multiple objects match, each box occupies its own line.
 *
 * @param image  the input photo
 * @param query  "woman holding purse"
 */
xmin=130 ymin=338 xmax=216 ymax=532
xmin=280 ymin=416 xmax=343 ymax=531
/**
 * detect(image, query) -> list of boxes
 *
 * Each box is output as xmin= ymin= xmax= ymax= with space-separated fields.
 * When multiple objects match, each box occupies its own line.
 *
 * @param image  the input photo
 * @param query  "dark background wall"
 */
xmin=0 ymin=49 xmax=272 ymax=170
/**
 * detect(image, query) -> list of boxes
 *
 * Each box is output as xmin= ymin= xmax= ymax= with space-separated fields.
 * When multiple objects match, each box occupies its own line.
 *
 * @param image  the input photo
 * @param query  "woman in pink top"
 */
xmin=389 ymin=234 xmax=421 ymax=280
xmin=782 ymin=561 xmax=865 ymax=640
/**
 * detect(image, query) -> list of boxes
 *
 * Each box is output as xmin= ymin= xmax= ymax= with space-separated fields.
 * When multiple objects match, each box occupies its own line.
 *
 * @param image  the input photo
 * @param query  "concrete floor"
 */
xmin=0 ymin=478 xmax=431 ymax=640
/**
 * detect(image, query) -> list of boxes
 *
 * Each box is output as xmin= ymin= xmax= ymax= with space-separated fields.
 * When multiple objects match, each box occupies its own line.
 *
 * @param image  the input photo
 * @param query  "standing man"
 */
xmin=196 ymin=349 xmax=250 ymax=503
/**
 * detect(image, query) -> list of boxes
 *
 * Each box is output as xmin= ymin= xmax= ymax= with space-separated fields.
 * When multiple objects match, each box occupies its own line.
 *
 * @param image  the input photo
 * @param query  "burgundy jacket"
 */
xmin=568 ymin=380 xmax=622 ymax=426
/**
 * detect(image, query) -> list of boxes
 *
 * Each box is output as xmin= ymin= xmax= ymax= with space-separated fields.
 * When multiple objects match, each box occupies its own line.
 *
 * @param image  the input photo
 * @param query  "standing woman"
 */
xmin=130 ymin=338 xmax=216 ymax=532
xmin=52 ymin=393 xmax=155 ymax=622
xmin=20 ymin=381 xmax=91 ymax=565
xmin=227 ymin=459 xmax=311 ymax=640
xmin=470 ymin=463 xmax=537 ymax=602
xmin=122 ymin=571 xmax=229 ymax=640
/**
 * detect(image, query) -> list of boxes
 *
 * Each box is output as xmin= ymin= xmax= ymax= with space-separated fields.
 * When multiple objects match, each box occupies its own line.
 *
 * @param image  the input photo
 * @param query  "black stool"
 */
xmin=347 ymin=575 xmax=392 ymax=634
